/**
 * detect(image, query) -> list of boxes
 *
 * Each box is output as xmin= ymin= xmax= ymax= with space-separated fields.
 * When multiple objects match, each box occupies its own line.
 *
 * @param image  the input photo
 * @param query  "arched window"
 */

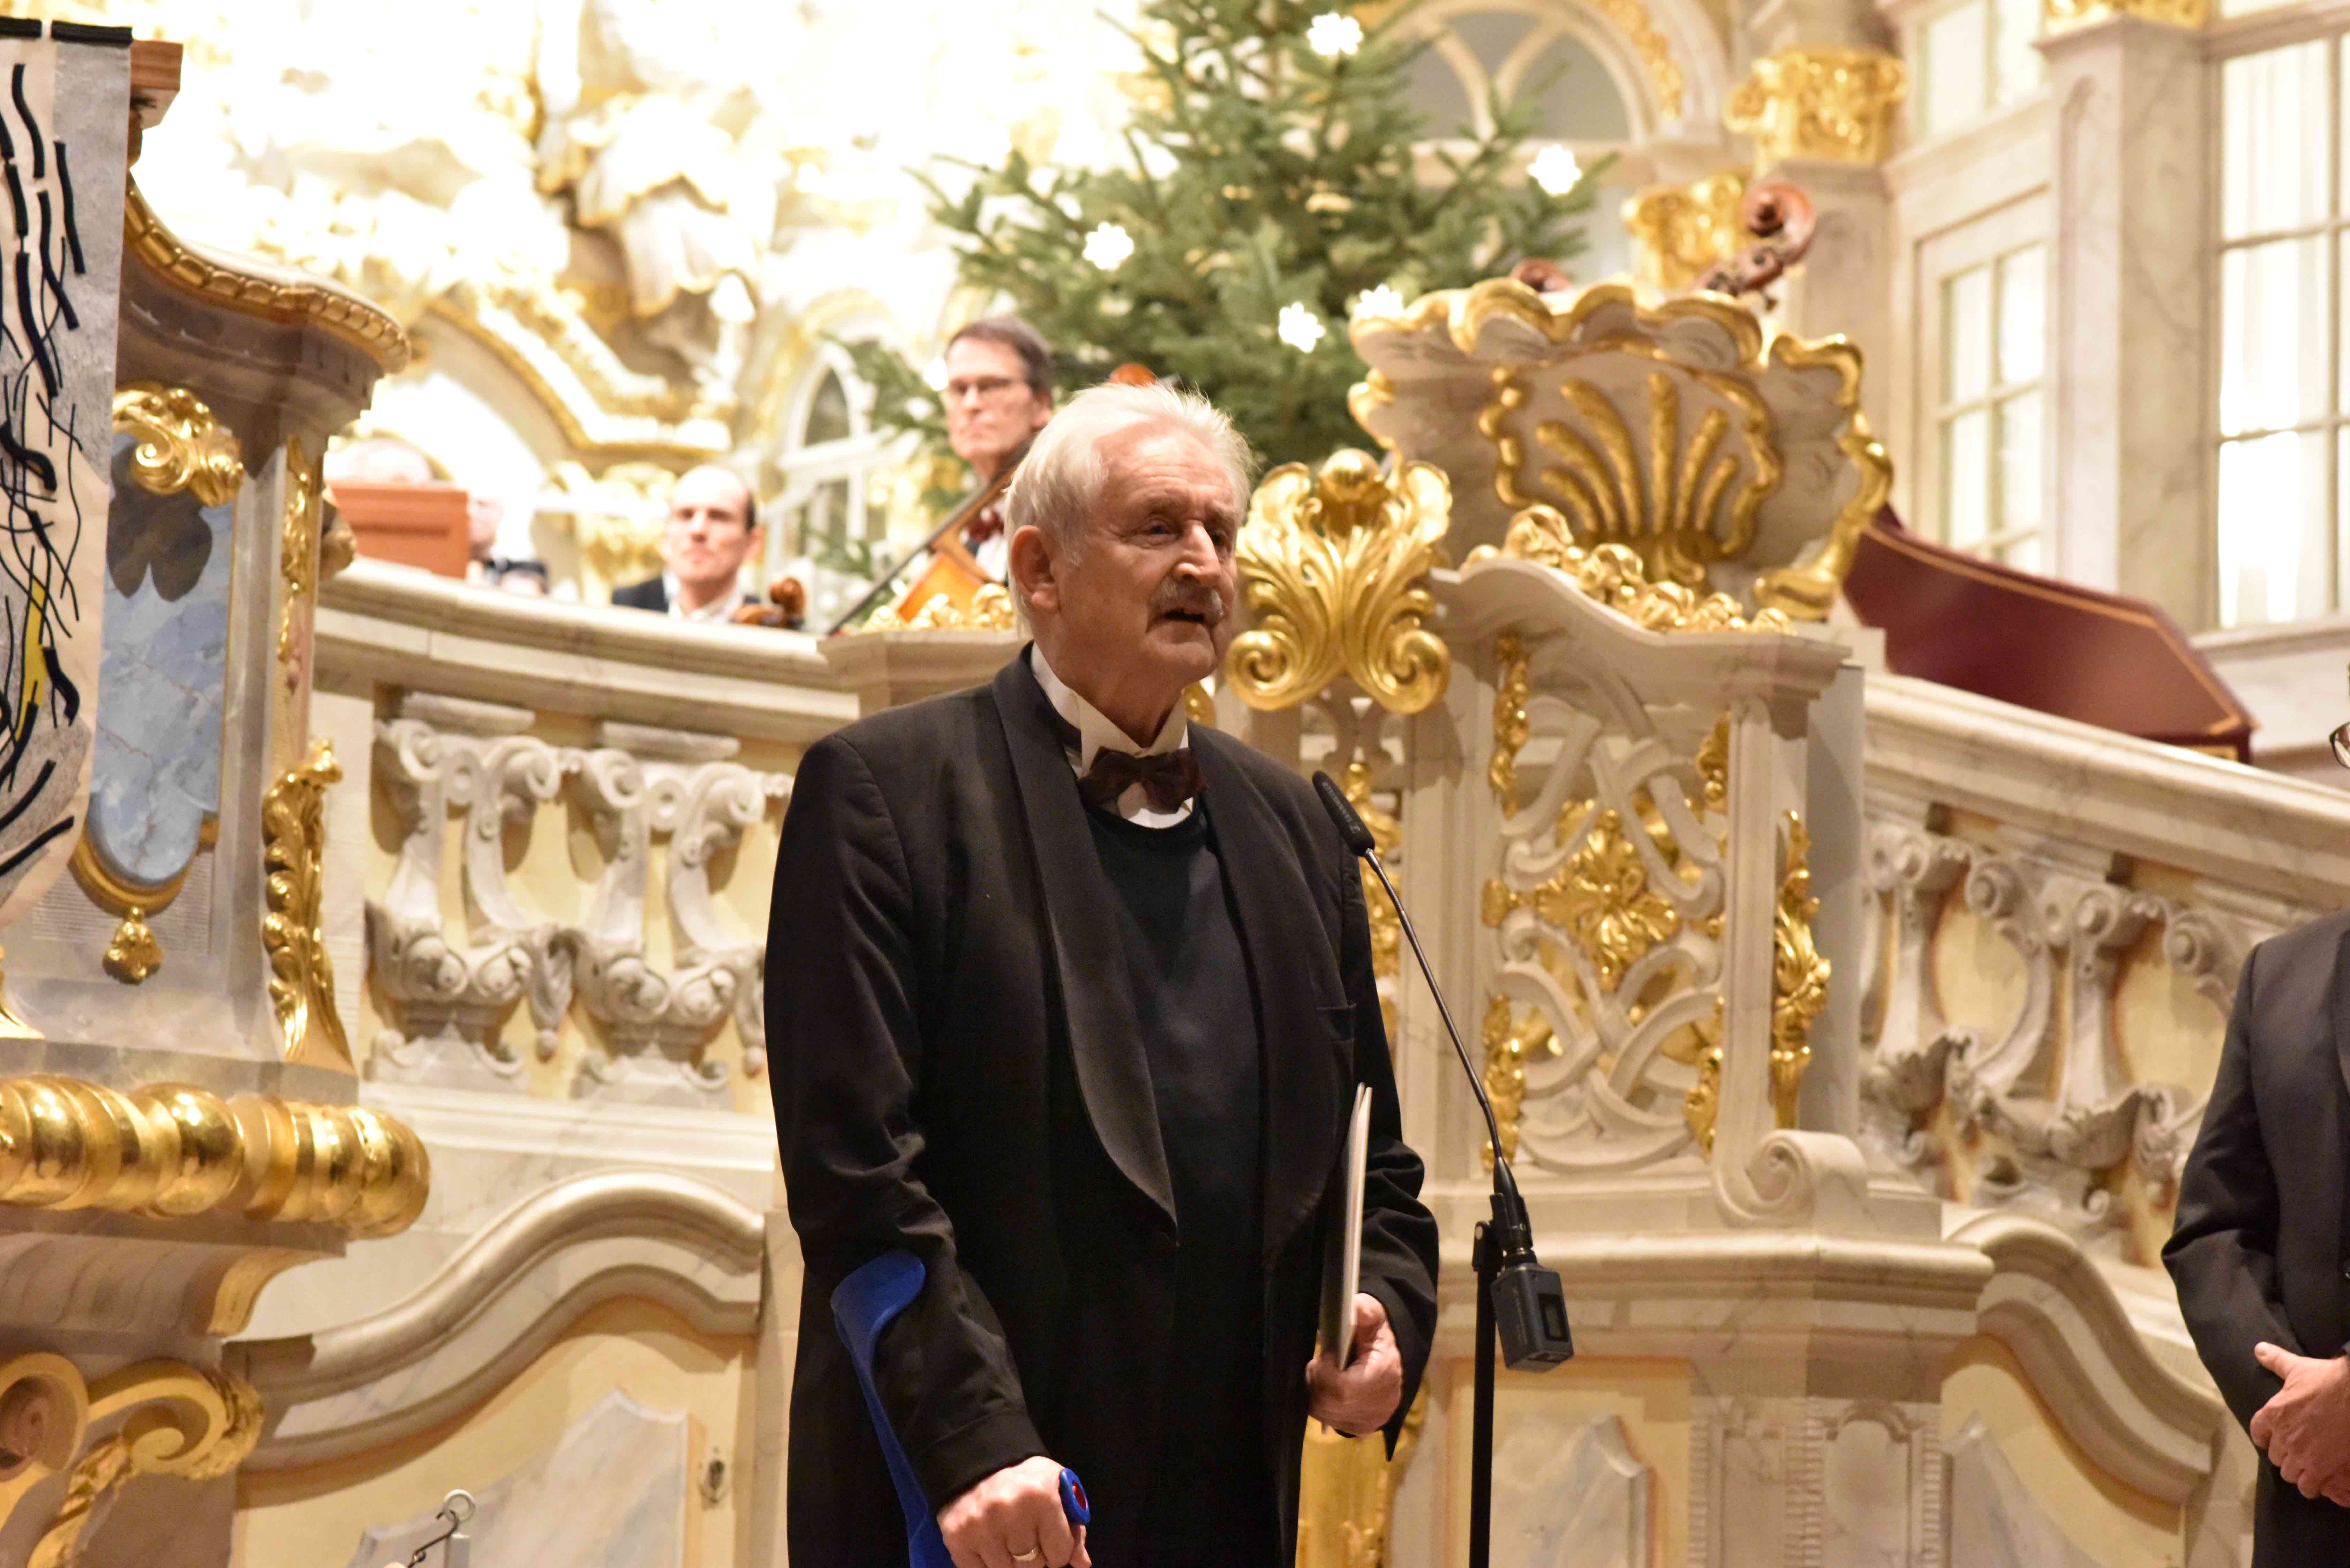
xmin=1403 ymin=2 xmax=1641 ymax=283
xmin=772 ymin=350 xmax=897 ymax=627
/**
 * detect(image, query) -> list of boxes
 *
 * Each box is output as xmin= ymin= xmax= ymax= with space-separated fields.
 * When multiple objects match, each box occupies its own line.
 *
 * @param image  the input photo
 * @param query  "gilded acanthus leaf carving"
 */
xmin=1485 ymin=805 xmax=1682 ymax=991
xmin=1771 ymin=811 xmax=1829 ymax=1129
xmin=264 ymin=737 xmax=351 ymax=1068
xmin=1494 ymin=508 xmax=1796 ymax=634
xmin=1228 ymin=449 xmax=1451 ymax=714
xmin=112 ymin=384 xmax=243 ymax=507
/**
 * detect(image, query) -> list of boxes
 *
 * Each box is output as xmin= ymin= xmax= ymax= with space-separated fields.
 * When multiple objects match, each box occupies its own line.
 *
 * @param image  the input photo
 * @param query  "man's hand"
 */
xmin=937 ymin=1455 xmax=1089 ymax=1568
xmin=2250 ymin=1342 xmax=2350 ymax=1504
xmin=1307 ymin=1292 xmax=1404 ymax=1437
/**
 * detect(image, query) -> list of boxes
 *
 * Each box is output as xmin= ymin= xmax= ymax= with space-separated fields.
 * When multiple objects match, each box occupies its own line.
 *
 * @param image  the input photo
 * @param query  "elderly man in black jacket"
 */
xmin=2167 ymin=912 xmax=2350 ymax=1563
xmin=768 ymin=381 xmax=1439 ymax=1568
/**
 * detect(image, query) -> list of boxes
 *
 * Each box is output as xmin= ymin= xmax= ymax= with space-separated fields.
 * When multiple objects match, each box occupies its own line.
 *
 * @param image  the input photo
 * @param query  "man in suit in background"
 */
xmin=941 ymin=317 xmax=1054 ymax=582
xmin=768 ymin=381 xmax=1438 ymax=1567
xmin=2168 ymin=910 xmax=2350 ymax=1563
xmin=611 ymin=463 xmax=761 ymax=619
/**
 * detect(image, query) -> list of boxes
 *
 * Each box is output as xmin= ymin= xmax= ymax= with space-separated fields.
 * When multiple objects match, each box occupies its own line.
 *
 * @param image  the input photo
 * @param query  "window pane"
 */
xmin=1944 ymin=408 xmax=1991 ymax=548
xmin=1997 ymin=533 xmax=2042 ymax=573
xmin=1944 ymin=264 xmax=1993 ymax=404
xmin=2220 ymin=237 xmax=2330 ymax=436
xmin=2217 ymin=431 xmax=2332 ymax=626
xmin=1921 ymin=1 xmax=1989 ymax=139
xmin=1990 ymin=0 xmax=2043 ymax=107
xmin=805 ymin=370 xmax=853 ymax=446
xmin=1408 ymin=42 xmax=1478 ymax=134
xmin=1450 ymin=10 xmax=1537 ymax=77
xmin=1996 ymin=390 xmax=2042 ymax=535
xmin=1996 ymin=245 xmax=2044 ymax=387
xmin=2221 ymin=42 xmax=2329 ymax=240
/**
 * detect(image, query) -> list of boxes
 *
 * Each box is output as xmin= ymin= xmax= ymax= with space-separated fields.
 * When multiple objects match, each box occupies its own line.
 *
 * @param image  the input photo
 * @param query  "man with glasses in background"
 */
xmin=941 ymin=317 xmax=1055 ymax=582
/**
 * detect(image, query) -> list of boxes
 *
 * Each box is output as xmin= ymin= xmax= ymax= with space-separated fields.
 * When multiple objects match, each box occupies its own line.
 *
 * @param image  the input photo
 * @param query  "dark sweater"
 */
xmin=1084 ymin=802 xmax=1275 ymax=1564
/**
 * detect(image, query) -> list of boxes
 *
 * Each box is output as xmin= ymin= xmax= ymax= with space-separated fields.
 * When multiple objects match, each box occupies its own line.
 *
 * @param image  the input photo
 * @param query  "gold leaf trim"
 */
xmin=1771 ymin=811 xmax=1829 ymax=1127
xmin=0 ymin=1076 xmax=427 ymax=1237
xmin=1226 ymin=450 xmax=1452 ymax=714
xmin=1586 ymin=0 xmax=1687 ymax=117
xmin=899 ymin=583 xmax=1018 ymax=631
xmin=28 ymin=1361 xmax=265 ymax=1568
xmin=2045 ymin=0 xmax=2207 ymax=29
xmin=277 ymin=435 xmax=320 ymax=689
xmin=124 ymin=178 xmax=410 ymax=374
xmin=1479 ymin=994 xmax=1558 ymax=1169
xmin=264 ymin=738 xmax=350 ymax=1069
xmin=1494 ymin=509 xmax=1796 ymax=634
xmin=110 ymin=385 xmax=242 ymax=507
xmin=1486 ymin=633 xmax=1531 ymax=817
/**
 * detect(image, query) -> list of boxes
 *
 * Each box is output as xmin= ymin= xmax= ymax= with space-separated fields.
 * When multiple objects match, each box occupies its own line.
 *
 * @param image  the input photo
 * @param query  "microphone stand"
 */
xmin=1312 ymin=773 xmax=1572 ymax=1568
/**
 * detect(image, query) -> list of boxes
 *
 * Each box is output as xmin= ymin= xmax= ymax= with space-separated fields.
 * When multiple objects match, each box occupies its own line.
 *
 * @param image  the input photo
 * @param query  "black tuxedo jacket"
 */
xmin=2166 ymin=911 xmax=2350 ymax=1562
xmin=610 ymin=575 xmax=755 ymax=614
xmin=767 ymin=652 xmax=1438 ymax=1566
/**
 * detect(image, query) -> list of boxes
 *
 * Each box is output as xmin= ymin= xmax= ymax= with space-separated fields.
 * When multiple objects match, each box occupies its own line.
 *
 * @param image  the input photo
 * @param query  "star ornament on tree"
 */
xmin=1277 ymin=302 xmax=1328 ymax=353
xmin=1083 ymin=222 xmax=1136 ymax=269
xmin=1306 ymin=11 xmax=1364 ymax=56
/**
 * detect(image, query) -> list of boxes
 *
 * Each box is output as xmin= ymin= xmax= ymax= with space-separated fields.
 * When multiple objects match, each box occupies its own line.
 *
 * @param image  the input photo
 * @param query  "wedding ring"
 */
xmin=1012 ymin=1551 xmax=1042 ymax=1564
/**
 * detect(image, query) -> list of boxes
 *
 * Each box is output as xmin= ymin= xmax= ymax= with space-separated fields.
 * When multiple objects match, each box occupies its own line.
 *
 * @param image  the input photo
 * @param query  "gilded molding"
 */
xmin=2044 ymin=0 xmax=2207 ymax=29
xmin=0 ymin=1076 xmax=427 ymax=1237
xmin=264 ymin=738 xmax=352 ymax=1069
xmin=1340 ymin=762 xmax=1402 ymax=1036
xmin=1725 ymin=48 xmax=1907 ymax=167
xmin=111 ymin=385 xmax=242 ymax=507
xmin=900 ymin=584 xmax=1018 ymax=631
xmin=19 ymin=1359 xmax=263 ymax=1568
xmin=102 ymin=909 xmax=162 ymax=985
xmin=1487 ymin=633 xmax=1531 ymax=817
xmin=1226 ymin=450 xmax=1452 ymax=715
xmin=123 ymin=179 xmax=410 ymax=373
xmin=1684 ymin=1001 xmax=1726 ymax=1157
xmin=1623 ymin=172 xmax=1749 ymax=294
xmin=1492 ymin=510 xmax=1798 ymax=634
xmin=277 ymin=436 xmax=320 ymax=689
xmin=1772 ymin=811 xmax=1829 ymax=1127
xmin=1583 ymin=0 xmax=1686 ymax=117
xmin=1479 ymin=994 xmax=1558 ymax=1169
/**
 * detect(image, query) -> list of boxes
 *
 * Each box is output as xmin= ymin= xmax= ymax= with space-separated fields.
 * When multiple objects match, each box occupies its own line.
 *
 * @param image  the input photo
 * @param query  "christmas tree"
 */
xmin=850 ymin=0 xmax=1600 ymax=482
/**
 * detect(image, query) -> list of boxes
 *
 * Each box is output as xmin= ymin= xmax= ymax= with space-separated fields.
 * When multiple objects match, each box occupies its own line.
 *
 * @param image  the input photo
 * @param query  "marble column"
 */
xmin=2039 ymin=11 xmax=2211 ymax=622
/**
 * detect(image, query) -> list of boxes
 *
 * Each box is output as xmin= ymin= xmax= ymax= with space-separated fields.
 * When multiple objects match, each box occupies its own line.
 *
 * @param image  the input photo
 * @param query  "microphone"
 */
xmin=1312 ymin=771 xmax=1573 ymax=1371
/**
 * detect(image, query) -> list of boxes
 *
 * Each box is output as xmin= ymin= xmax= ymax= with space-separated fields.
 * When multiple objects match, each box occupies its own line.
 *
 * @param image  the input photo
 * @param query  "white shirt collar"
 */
xmin=1028 ymin=645 xmax=1194 ymax=825
xmin=1028 ymin=644 xmax=1188 ymax=771
xmin=663 ymin=571 xmax=735 ymax=623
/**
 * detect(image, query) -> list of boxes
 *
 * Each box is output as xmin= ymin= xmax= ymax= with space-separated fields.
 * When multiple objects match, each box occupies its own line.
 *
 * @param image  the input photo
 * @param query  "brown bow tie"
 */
xmin=963 ymin=504 xmax=1005 ymax=546
xmin=1040 ymin=698 xmax=1203 ymax=812
xmin=1078 ymin=748 xmax=1204 ymax=814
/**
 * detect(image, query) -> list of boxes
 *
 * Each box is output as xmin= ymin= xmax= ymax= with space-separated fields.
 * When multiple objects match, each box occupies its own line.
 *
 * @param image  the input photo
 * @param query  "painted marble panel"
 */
xmin=87 ymin=431 xmax=231 ymax=888
xmin=1946 ymin=1415 xmax=2102 ymax=1568
xmin=345 ymin=1389 xmax=688 ymax=1568
xmin=0 ymin=31 xmax=127 ymax=923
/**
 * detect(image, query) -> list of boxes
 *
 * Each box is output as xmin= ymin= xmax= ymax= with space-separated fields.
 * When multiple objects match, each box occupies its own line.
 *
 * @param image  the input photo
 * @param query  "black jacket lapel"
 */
xmin=1191 ymin=729 xmax=1348 ymax=1268
xmin=990 ymin=653 xmax=1177 ymax=1231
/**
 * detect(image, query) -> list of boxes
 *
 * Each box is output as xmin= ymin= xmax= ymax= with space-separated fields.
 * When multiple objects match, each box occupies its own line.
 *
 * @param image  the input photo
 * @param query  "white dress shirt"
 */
xmin=1029 ymin=645 xmax=1195 ymax=827
xmin=663 ymin=572 xmax=738 ymax=624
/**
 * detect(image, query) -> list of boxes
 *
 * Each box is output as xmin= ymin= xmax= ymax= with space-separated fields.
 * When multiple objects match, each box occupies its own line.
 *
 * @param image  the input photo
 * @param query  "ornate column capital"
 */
xmin=1725 ymin=47 xmax=1908 ymax=166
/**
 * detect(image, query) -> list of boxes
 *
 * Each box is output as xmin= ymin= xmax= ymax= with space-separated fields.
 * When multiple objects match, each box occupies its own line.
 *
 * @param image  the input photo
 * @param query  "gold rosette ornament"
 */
xmin=1226 ymin=450 xmax=1452 ymax=714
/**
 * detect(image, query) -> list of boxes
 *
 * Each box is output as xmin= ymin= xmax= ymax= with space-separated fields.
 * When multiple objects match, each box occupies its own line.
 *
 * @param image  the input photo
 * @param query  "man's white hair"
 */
xmin=1004 ymin=381 xmax=1256 ymax=555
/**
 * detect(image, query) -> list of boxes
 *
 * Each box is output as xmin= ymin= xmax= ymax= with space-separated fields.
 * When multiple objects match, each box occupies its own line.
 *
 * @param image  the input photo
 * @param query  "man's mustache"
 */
xmin=1151 ymin=582 xmax=1227 ymax=622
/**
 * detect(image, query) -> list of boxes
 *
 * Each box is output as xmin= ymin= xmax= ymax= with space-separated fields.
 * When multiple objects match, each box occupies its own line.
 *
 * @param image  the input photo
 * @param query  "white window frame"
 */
xmin=2207 ymin=1 xmax=2350 ymax=626
xmin=1900 ymin=0 xmax=2047 ymax=144
xmin=1912 ymin=194 xmax=2051 ymax=565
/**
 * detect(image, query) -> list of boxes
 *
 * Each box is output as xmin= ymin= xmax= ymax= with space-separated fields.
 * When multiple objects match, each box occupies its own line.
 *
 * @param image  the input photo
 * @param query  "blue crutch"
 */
xmin=831 ymin=1250 xmax=1090 ymax=1568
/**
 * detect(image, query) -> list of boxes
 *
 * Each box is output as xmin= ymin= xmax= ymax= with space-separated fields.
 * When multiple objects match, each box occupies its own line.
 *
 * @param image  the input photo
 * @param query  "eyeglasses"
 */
xmin=944 ymin=375 xmax=1028 ymax=405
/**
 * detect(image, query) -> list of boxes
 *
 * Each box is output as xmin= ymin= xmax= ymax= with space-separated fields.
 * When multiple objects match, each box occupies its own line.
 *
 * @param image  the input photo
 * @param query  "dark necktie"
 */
xmin=1040 ymin=701 xmax=1203 ymax=813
